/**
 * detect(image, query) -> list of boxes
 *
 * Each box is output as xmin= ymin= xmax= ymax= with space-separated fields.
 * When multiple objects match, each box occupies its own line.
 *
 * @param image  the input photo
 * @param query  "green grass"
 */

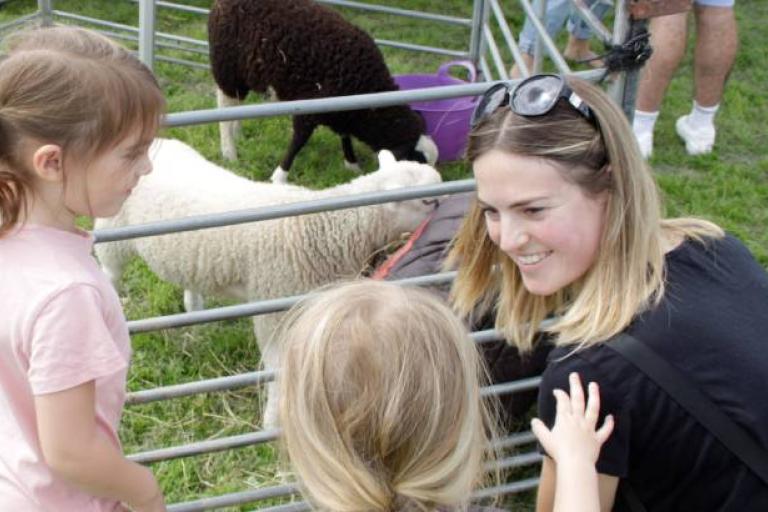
xmin=1 ymin=1 xmax=766 ymax=510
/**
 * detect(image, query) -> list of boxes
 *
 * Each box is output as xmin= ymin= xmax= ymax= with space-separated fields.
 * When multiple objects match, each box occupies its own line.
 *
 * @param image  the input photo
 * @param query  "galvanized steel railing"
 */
xmin=0 ymin=2 xmax=641 ymax=509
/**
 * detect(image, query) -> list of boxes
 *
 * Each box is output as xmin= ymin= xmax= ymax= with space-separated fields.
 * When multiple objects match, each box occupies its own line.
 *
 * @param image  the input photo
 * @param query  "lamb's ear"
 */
xmin=377 ymin=149 xmax=397 ymax=168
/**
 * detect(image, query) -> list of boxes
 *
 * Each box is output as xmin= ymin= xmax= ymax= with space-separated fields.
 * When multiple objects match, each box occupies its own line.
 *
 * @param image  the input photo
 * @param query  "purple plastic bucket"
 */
xmin=394 ymin=60 xmax=478 ymax=162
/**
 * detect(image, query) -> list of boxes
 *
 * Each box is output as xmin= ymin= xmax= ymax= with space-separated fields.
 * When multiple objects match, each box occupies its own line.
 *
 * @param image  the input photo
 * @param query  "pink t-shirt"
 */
xmin=0 ymin=224 xmax=131 ymax=511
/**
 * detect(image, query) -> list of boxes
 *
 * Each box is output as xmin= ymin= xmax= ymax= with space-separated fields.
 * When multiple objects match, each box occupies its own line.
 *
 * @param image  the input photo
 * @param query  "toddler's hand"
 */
xmin=531 ymin=372 xmax=614 ymax=467
xmin=126 ymin=485 xmax=166 ymax=512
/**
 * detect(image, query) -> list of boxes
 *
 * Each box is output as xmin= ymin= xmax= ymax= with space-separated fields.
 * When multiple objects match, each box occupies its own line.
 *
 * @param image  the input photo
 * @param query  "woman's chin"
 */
xmin=521 ymin=278 xmax=562 ymax=297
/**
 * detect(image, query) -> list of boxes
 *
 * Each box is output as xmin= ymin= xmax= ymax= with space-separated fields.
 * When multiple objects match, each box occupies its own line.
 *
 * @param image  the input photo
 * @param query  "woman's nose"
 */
xmin=499 ymin=224 xmax=529 ymax=252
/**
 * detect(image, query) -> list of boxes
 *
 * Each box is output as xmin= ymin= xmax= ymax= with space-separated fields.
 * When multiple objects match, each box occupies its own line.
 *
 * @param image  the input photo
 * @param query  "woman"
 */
xmin=448 ymin=74 xmax=768 ymax=511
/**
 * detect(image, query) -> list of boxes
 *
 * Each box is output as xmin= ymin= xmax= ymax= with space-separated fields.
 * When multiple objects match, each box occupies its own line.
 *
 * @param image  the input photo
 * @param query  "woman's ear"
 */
xmin=31 ymin=144 xmax=64 ymax=182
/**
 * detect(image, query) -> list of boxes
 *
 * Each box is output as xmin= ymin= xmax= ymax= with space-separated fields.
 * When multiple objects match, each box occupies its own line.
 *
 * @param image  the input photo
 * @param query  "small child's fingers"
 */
xmin=584 ymin=381 xmax=601 ymax=426
xmin=595 ymin=414 xmax=615 ymax=444
xmin=553 ymin=388 xmax=571 ymax=417
xmin=568 ymin=372 xmax=586 ymax=415
xmin=530 ymin=417 xmax=553 ymax=452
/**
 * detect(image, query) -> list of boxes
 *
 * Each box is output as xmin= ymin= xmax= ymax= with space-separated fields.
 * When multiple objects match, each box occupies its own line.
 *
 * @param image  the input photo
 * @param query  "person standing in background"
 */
xmin=632 ymin=1 xmax=738 ymax=158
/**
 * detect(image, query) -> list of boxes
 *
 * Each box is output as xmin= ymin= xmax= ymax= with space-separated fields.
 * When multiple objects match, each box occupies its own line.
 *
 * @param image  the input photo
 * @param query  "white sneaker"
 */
xmin=675 ymin=114 xmax=715 ymax=155
xmin=635 ymin=130 xmax=653 ymax=159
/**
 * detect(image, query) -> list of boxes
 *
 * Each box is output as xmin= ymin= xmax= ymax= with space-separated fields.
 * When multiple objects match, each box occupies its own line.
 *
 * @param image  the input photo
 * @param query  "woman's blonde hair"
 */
xmin=276 ymin=279 xmax=498 ymax=511
xmin=448 ymin=76 xmax=723 ymax=352
xmin=0 ymin=25 xmax=165 ymax=236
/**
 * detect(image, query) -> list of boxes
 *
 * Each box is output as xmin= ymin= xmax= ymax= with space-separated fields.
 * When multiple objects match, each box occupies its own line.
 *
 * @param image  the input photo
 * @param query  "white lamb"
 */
xmin=94 ymin=138 xmax=442 ymax=425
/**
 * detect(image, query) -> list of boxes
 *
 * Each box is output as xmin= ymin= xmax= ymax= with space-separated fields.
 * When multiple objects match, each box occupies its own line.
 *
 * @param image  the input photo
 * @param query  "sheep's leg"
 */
xmin=252 ymin=315 xmax=283 ymax=428
xmin=259 ymin=337 xmax=282 ymax=429
xmin=94 ymin=239 xmax=133 ymax=293
xmin=271 ymin=116 xmax=316 ymax=184
xmin=183 ymin=290 xmax=205 ymax=312
xmin=102 ymin=260 xmax=126 ymax=293
xmin=216 ymin=88 xmax=242 ymax=161
xmin=341 ymin=135 xmax=361 ymax=172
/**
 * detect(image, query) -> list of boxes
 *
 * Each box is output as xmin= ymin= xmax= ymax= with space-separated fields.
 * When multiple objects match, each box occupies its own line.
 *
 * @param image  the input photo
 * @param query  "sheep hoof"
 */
xmin=270 ymin=166 xmax=289 ymax=184
xmin=344 ymin=160 xmax=362 ymax=173
xmin=184 ymin=290 xmax=205 ymax=312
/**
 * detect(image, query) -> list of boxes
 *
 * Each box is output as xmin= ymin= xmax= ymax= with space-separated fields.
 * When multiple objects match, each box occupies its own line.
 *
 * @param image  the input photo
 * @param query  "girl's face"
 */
xmin=473 ymin=150 xmax=607 ymax=296
xmin=65 ymin=130 xmax=153 ymax=218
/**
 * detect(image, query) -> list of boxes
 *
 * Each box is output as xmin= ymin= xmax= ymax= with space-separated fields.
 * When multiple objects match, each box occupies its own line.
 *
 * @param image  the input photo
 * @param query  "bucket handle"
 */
xmin=436 ymin=60 xmax=477 ymax=83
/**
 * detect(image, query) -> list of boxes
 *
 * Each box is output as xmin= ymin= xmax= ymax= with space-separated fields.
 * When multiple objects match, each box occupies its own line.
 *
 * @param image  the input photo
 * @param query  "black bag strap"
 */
xmin=608 ymin=333 xmax=768 ymax=487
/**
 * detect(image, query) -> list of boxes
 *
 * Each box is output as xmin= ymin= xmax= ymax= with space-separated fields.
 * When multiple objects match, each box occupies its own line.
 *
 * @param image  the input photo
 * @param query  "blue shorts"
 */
xmin=518 ymin=0 xmax=612 ymax=53
xmin=695 ymin=0 xmax=734 ymax=6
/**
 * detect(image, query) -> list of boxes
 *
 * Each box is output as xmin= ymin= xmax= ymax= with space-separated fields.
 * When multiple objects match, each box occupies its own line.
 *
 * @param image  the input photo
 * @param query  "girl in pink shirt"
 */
xmin=0 ymin=26 xmax=166 ymax=511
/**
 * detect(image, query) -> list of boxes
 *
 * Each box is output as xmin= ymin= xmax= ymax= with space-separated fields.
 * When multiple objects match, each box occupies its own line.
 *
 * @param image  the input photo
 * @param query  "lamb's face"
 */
xmin=372 ymin=150 xmax=443 ymax=232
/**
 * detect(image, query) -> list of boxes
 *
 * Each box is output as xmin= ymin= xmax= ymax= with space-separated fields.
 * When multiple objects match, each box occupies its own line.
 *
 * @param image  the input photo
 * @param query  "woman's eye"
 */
xmin=523 ymin=207 xmax=544 ymax=216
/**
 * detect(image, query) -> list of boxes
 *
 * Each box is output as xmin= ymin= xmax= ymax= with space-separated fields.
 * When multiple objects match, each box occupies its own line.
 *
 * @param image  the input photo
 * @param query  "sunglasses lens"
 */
xmin=471 ymin=85 xmax=509 ymax=127
xmin=511 ymin=75 xmax=563 ymax=116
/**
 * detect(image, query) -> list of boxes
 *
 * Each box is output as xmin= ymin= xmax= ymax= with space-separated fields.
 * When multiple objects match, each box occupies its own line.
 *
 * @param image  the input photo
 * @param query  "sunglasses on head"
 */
xmin=470 ymin=74 xmax=595 ymax=128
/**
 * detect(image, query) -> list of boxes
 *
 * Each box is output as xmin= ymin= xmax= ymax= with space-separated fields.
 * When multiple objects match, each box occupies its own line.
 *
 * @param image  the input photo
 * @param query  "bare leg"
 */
xmin=563 ymin=36 xmax=603 ymax=67
xmin=672 ymin=6 xmax=737 ymax=155
xmin=563 ymin=36 xmax=592 ymax=60
xmin=635 ymin=12 xmax=689 ymax=112
xmin=692 ymin=5 xmax=737 ymax=107
xmin=509 ymin=52 xmax=534 ymax=79
xmin=217 ymin=88 xmax=243 ymax=161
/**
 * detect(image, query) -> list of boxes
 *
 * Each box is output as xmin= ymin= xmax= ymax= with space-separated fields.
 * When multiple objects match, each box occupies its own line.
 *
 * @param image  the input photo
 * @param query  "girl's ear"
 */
xmin=31 ymin=144 xmax=64 ymax=182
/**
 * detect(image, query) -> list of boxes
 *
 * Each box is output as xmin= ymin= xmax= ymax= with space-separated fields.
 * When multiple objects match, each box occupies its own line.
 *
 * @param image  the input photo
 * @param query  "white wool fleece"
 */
xmin=94 ymin=139 xmax=442 ymax=346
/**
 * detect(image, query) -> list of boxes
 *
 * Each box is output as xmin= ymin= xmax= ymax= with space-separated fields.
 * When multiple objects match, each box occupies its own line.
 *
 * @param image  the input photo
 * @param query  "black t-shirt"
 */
xmin=538 ymin=235 xmax=768 ymax=511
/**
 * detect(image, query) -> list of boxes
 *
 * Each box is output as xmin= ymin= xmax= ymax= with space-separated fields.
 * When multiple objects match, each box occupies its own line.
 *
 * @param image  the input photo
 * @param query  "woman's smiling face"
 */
xmin=473 ymin=149 xmax=607 ymax=296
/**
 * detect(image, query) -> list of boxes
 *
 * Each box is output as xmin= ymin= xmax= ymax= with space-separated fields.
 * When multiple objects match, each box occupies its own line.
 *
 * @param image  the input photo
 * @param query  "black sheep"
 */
xmin=208 ymin=0 xmax=439 ymax=183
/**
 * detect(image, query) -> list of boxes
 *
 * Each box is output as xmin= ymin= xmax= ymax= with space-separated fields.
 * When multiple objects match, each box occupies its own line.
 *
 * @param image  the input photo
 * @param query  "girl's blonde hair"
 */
xmin=276 ymin=279 xmax=498 ymax=511
xmin=0 ymin=25 xmax=165 ymax=236
xmin=448 ymin=76 xmax=723 ymax=352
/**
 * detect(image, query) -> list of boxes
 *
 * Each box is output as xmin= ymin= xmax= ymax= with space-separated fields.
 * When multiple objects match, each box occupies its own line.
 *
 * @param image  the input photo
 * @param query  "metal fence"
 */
xmin=0 ymin=1 xmax=641 ymax=509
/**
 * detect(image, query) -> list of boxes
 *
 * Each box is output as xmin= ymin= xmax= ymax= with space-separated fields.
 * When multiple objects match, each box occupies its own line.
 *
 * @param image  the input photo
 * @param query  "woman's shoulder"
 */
xmin=667 ymin=232 xmax=768 ymax=292
xmin=671 ymin=232 xmax=760 ymax=268
xmin=542 ymin=342 xmax=639 ymax=396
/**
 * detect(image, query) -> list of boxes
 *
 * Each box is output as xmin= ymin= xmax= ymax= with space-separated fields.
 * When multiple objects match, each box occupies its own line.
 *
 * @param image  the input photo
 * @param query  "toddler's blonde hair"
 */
xmin=276 ymin=279 xmax=497 ymax=511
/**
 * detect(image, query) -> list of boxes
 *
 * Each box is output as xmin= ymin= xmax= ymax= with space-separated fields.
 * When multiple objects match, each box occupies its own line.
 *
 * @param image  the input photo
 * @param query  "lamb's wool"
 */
xmin=208 ymin=0 xmax=438 ymax=178
xmin=94 ymin=139 xmax=441 ymax=424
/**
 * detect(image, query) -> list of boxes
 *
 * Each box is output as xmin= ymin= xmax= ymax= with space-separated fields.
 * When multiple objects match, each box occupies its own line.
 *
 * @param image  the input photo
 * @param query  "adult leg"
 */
xmin=510 ymin=0 xmax=571 ymax=78
xmin=692 ymin=2 xmax=738 ymax=107
xmin=675 ymin=2 xmax=737 ymax=155
xmin=632 ymin=12 xmax=688 ymax=157
xmin=564 ymin=0 xmax=611 ymax=64
xmin=635 ymin=12 xmax=689 ymax=112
